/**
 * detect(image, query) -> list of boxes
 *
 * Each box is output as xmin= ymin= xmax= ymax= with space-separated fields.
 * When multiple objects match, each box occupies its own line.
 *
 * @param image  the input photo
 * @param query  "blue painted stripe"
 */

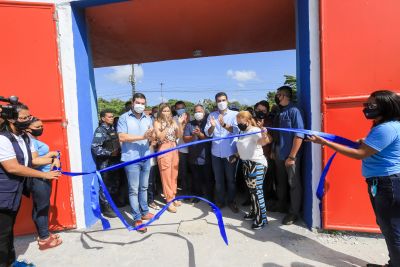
xmin=71 ymin=5 xmax=98 ymax=227
xmin=72 ymin=0 xmax=129 ymax=8
xmin=296 ymin=0 xmax=313 ymax=229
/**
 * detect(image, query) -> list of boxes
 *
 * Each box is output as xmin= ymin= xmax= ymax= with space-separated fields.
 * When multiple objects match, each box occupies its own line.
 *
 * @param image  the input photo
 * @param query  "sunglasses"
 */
xmin=362 ymin=103 xmax=378 ymax=109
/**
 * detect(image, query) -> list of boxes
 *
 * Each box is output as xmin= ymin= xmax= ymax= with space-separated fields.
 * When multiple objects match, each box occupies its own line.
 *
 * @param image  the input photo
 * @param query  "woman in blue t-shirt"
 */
xmin=309 ymin=90 xmax=400 ymax=267
xmin=26 ymin=118 xmax=62 ymax=250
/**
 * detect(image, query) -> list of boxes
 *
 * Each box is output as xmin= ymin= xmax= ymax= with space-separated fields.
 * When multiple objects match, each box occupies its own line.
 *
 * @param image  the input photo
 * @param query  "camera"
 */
xmin=0 ymin=96 xmax=20 ymax=120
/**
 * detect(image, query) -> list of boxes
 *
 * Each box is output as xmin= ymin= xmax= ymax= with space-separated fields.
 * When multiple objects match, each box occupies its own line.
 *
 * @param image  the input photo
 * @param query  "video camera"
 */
xmin=0 ymin=96 xmax=20 ymax=120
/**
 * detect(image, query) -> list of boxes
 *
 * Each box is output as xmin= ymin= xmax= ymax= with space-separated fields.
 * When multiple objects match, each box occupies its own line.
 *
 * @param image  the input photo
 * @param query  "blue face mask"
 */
xmin=176 ymin=108 xmax=186 ymax=116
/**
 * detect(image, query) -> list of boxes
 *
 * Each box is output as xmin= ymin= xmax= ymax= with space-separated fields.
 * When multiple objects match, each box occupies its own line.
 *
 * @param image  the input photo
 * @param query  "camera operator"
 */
xmin=0 ymin=104 xmax=60 ymax=267
xmin=253 ymin=100 xmax=277 ymax=202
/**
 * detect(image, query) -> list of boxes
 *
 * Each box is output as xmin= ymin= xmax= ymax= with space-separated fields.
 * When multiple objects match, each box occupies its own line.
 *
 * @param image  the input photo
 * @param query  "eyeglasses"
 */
xmin=363 ymin=103 xmax=378 ymax=109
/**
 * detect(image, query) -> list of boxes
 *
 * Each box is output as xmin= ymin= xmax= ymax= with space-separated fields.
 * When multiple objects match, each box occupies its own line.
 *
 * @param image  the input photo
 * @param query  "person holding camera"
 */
xmin=0 ymin=104 xmax=60 ymax=266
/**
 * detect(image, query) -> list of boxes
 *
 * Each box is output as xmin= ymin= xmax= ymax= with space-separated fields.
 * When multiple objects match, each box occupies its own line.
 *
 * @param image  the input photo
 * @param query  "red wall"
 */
xmin=320 ymin=0 xmax=400 ymax=232
xmin=0 ymin=2 xmax=76 ymax=235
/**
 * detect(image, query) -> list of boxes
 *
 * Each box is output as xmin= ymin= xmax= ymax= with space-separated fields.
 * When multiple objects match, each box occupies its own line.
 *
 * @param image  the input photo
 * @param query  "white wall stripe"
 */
xmin=309 ymin=0 xmax=322 ymax=228
xmin=57 ymin=3 xmax=86 ymax=229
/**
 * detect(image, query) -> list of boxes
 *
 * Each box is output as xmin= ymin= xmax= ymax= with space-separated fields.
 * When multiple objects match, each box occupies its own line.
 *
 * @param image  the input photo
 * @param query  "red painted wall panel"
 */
xmin=320 ymin=0 xmax=400 ymax=231
xmin=0 ymin=2 xmax=76 ymax=235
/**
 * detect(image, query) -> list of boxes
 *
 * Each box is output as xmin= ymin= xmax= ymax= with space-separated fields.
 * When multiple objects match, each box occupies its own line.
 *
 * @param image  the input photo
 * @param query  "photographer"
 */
xmin=0 ymin=103 xmax=60 ymax=266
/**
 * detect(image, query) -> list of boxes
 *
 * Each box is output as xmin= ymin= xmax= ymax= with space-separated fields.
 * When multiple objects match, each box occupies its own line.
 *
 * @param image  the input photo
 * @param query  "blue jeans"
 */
xmin=367 ymin=174 xmax=400 ymax=267
xmin=30 ymin=179 xmax=52 ymax=239
xmin=124 ymin=160 xmax=150 ymax=221
xmin=211 ymin=155 xmax=236 ymax=204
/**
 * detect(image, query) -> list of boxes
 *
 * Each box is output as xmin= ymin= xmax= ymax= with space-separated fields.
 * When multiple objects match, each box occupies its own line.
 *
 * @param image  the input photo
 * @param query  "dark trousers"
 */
xmin=211 ymin=155 xmax=236 ymax=204
xmin=275 ymin=158 xmax=302 ymax=215
xmin=31 ymin=179 xmax=52 ymax=239
xmin=0 ymin=210 xmax=17 ymax=267
xmin=178 ymin=152 xmax=191 ymax=194
xmin=190 ymin=164 xmax=214 ymax=201
xmin=148 ymin=165 xmax=160 ymax=203
xmin=98 ymin=157 xmax=122 ymax=208
xmin=264 ymin=158 xmax=277 ymax=200
xmin=367 ymin=174 xmax=400 ymax=267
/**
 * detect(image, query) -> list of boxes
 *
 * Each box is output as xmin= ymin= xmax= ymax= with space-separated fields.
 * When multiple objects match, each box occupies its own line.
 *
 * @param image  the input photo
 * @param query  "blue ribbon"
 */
xmin=61 ymin=127 xmax=359 ymax=243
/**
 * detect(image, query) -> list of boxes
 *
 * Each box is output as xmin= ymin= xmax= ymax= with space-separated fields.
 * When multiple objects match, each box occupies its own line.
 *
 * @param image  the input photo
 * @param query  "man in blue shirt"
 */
xmin=272 ymin=86 xmax=304 ymax=225
xmin=183 ymin=104 xmax=213 ymax=203
xmin=205 ymin=92 xmax=239 ymax=213
xmin=117 ymin=93 xmax=154 ymax=233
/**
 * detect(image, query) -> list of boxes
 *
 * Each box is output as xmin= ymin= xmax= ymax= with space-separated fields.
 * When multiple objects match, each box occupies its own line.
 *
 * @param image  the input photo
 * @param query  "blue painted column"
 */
xmin=296 ymin=0 xmax=313 ymax=228
xmin=71 ymin=4 xmax=99 ymax=227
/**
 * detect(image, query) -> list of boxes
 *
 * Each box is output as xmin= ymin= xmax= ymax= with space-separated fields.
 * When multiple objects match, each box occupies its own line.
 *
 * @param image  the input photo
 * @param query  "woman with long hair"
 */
xmin=0 ymin=105 xmax=60 ymax=266
xmin=154 ymin=103 xmax=186 ymax=213
xmin=309 ymin=90 xmax=400 ymax=267
xmin=26 ymin=117 xmax=62 ymax=250
xmin=236 ymin=111 xmax=272 ymax=230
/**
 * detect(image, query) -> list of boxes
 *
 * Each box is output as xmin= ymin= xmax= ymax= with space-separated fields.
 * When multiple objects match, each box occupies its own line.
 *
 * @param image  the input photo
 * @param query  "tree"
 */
xmin=97 ymin=98 xmax=127 ymax=116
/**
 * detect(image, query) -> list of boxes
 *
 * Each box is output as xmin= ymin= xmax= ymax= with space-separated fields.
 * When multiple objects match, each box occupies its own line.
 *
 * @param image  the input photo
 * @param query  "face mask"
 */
xmin=13 ymin=119 xmax=32 ymax=131
xmin=30 ymin=128 xmax=43 ymax=137
xmin=275 ymin=95 xmax=280 ymax=105
xmin=133 ymin=104 xmax=145 ymax=114
xmin=255 ymin=111 xmax=266 ymax=120
xmin=217 ymin=101 xmax=228 ymax=111
xmin=194 ymin=112 xmax=204 ymax=121
xmin=237 ymin=123 xmax=248 ymax=131
xmin=176 ymin=108 xmax=186 ymax=116
xmin=363 ymin=107 xmax=381 ymax=119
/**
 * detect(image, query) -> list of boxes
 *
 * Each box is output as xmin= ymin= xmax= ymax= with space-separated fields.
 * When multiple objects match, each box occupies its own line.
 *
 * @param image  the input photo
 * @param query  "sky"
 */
xmin=94 ymin=50 xmax=296 ymax=107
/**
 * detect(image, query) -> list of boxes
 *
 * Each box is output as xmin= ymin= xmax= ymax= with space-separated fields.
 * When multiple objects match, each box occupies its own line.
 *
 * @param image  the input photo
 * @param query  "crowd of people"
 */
xmin=1 ymin=88 xmax=400 ymax=267
xmin=90 ymin=86 xmax=305 ymax=233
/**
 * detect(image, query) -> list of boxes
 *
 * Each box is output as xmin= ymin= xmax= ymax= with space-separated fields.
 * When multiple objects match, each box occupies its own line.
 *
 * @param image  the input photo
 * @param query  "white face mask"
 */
xmin=133 ymin=104 xmax=145 ymax=114
xmin=194 ymin=112 xmax=204 ymax=121
xmin=217 ymin=101 xmax=228 ymax=111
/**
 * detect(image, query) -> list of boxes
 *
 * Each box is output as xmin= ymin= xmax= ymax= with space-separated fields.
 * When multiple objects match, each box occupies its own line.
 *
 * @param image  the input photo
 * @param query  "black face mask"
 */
xmin=274 ymin=95 xmax=280 ymax=105
xmin=238 ymin=123 xmax=248 ymax=131
xmin=13 ymin=119 xmax=32 ymax=131
xmin=30 ymin=128 xmax=43 ymax=137
xmin=363 ymin=108 xmax=381 ymax=119
xmin=255 ymin=111 xmax=266 ymax=120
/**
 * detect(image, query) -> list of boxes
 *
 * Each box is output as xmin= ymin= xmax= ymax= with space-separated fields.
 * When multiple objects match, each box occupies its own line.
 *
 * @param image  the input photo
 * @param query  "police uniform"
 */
xmin=91 ymin=123 xmax=122 ymax=212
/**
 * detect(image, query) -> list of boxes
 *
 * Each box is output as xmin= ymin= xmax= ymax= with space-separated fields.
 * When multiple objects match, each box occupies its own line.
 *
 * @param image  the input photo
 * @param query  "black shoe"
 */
xmin=366 ymin=264 xmax=388 ymax=267
xmin=243 ymin=213 xmax=255 ymax=221
xmin=183 ymin=198 xmax=192 ymax=203
xmin=228 ymin=202 xmax=239 ymax=213
xmin=241 ymin=199 xmax=252 ymax=206
xmin=191 ymin=198 xmax=200 ymax=204
xmin=251 ymin=222 xmax=266 ymax=230
xmin=216 ymin=202 xmax=226 ymax=209
xmin=282 ymin=213 xmax=298 ymax=225
xmin=102 ymin=208 xmax=117 ymax=218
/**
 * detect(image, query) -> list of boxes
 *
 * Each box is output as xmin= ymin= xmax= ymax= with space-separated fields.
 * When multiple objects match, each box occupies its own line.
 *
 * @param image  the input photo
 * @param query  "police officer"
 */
xmin=0 ymin=104 xmax=60 ymax=266
xmin=91 ymin=109 xmax=121 ymax=218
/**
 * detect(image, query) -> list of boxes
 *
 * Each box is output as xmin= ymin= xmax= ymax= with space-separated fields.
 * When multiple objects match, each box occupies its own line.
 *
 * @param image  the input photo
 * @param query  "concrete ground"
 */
xmin=15 ymin=200 xmax=388 ymax=267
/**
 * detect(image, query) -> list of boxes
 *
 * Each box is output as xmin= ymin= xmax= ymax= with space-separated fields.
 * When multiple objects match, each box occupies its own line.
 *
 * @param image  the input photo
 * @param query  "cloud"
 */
xmin=106 ymin=64 xmax=144 ymax=84
xmin=227 ymin=69 xmax=257 ymax=82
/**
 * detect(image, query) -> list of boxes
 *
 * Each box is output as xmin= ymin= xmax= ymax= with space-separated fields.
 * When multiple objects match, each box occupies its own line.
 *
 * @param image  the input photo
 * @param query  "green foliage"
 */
xmin=97 ymin=98 xmax=127 ymax=116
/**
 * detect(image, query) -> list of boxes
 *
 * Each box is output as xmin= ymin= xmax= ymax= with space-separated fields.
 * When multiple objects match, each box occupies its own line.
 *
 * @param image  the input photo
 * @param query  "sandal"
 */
xmin=149 ymin=202 xmax=160 ymax=210
xmin=167 ymin=205 xmax=177 ymax=213
xmin=38 ymin=235 xmax=62 ymax=250
xmin=173 ymin=200 xmax=182 ymax=207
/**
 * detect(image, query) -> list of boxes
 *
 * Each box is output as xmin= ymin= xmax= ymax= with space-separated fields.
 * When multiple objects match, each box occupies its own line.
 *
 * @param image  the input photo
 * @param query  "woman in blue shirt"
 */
xmin=309 ymin=90 xmax=400 ymax=267
xmin=26 ymin=118 xmax=62 ymax=250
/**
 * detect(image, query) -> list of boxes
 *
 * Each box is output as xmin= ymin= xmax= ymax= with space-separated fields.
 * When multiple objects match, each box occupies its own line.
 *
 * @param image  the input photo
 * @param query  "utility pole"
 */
xmin=160 ymin=82 xmax=164 ymax=103
xmin=129 ymin=64 xmax=136 ymax=96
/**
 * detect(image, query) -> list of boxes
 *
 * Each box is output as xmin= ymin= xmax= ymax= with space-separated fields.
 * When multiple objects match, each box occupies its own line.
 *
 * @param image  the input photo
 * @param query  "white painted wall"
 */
xmin=56 ymin=3 xmax=86 ymax=229
xmin=309 ymin=0 xmax=322 ymax=228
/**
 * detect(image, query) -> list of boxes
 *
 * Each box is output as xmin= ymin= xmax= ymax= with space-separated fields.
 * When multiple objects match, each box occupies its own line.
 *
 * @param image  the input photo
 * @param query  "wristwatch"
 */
xmin=288 ymin=156 xmax=296 ymax=161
